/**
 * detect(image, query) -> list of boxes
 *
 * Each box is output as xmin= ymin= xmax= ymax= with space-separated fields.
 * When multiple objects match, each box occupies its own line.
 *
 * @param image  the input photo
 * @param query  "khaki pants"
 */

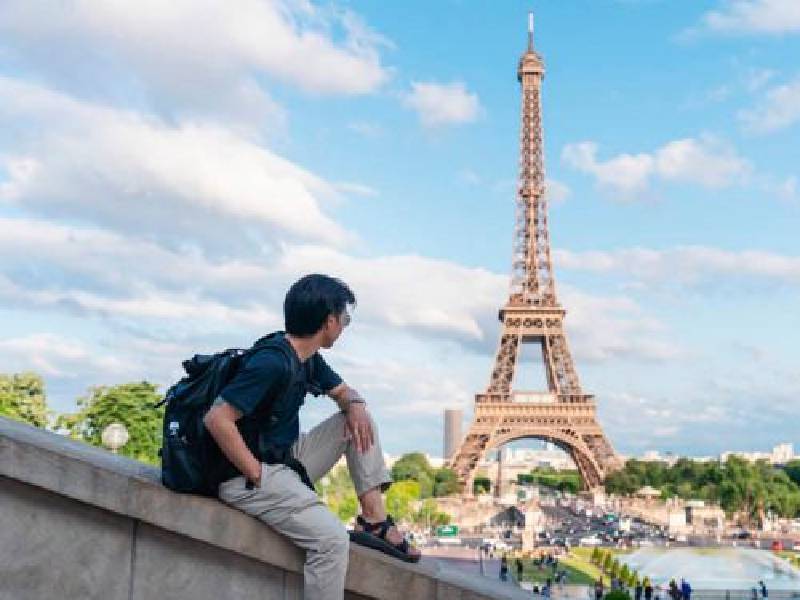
xmin=219 ymin=412 xmax=391 ymax=600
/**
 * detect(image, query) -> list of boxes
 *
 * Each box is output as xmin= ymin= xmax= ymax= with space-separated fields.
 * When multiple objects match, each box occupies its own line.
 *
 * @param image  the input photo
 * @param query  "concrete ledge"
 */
xmin=0 ymin=417 xmax=529 ymax=599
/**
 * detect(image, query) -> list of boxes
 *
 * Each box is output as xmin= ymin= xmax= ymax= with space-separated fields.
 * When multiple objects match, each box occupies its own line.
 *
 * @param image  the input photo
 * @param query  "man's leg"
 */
xmin=293 ymin=412 xmax=419 ymax=558
xmin=218 ymin=464 xmax=349 ymax=600
xmin=292 ymin=411 xmax=391 ymax=493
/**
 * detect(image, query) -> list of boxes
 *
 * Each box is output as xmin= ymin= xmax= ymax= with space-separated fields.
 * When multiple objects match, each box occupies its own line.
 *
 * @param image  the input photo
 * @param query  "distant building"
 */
xmin=443 ymin=408 xmax=463 ymax=462
xmin=720 ymin=443 xmax=795 ymax=465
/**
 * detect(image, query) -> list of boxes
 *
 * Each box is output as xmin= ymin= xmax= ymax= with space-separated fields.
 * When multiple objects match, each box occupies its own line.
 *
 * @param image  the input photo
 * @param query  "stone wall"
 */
xmin=0 ymin=416 xmax=530 ymax=599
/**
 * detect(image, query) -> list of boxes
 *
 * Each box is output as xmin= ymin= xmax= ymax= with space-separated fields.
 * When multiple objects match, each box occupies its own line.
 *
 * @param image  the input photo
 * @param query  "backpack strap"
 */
xmin=245 ymin=332 xmax=316 ymax=492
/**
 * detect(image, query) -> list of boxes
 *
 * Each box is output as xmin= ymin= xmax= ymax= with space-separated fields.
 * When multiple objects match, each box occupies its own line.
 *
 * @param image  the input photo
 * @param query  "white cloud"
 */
xmin=0 ymin=333 xmax=127 ymax=379
xmin=545 ymin=179 xmax=571 ymax=204
xmin=562 ymin=136 xmax=750 ymax=195
xmin=403 ymin=81 xmax=481 ymax=128
xmin=0 ymin=77 xmax=349 ymax=253
xmin=276 ymin=244 xmax=506 ymax=342
xmin=697 ymin=0 xmax=800 ymax=35
xmin=560 ymin=286 xmax=680 ymax=364
xmin=0 ymin=0 xmax=390 ymax=126
xmin=331 ymin=181 xmax=378 ymax=198
xmin=562 ymin=142 xmax=654 ymax=193
xmin=739 ymin=76 xmax=800 ymax=133
xmin=555 ymin=246 xmax=800 ymax=287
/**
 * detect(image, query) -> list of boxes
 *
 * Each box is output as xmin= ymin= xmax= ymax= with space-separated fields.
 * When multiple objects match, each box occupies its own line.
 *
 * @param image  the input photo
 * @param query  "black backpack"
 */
xmin=158 ymin=332 xmax=294 ymax=497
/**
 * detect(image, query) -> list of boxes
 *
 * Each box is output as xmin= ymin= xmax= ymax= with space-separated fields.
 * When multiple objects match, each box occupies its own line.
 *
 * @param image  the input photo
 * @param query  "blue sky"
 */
xmin=0 ymin=0 xmax=799 ymax=460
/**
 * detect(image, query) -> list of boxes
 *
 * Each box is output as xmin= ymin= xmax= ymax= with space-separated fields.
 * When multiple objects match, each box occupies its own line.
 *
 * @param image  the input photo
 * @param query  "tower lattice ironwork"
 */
xmin=450 ymin=15 xmax=620 ymax=493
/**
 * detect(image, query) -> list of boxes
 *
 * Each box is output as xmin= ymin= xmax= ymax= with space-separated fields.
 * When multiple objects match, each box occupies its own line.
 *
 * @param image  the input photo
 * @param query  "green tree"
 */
xmin=318 ymin=465 xmax=358 ymax=523
xmin=433 ymin=467 xmax=461 ymax=496
xmin=0 ymin=372 xmax=48 ymax=428
xmin=414 ymin=498 xmax=451 ymax=529
xmin=56 ymin=382 xmax=164 ymax=465
xmin=610 ymin=558 xmax=620 ymax=579
xmin=602 ymin=551 xmax=613 ymax=572
xmin=784 ymin=460 xmax=800 ymax=486
xmin=604 ymin=454 xmax=800 ymax=518
xmin=591 ymin=547 xmax=601 ymax=564
xmin=391 ymin=452 xmax=435 ymax=498
xmin=386 ymin=480 xmax=420 ymax=522
xmin=474 ymin=476 xmax=491 ymax=494
xmin=619 ymin=563 xmax=630 ymax=584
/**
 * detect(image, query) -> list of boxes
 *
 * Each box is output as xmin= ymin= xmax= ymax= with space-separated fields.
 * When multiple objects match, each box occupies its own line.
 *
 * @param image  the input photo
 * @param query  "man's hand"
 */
xmin=344 ymin=402 xmax=374 ymax=454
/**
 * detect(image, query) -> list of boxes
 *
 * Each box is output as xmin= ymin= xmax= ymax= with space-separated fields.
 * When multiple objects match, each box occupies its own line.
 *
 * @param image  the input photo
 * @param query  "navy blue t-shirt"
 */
xmin=219 ymin=334 xmax=342 ymax=449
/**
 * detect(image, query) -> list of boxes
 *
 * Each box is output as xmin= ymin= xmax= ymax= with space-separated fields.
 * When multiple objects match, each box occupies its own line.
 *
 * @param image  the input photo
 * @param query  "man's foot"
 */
xmin=349 ymin=515 xmax=422 ymax=563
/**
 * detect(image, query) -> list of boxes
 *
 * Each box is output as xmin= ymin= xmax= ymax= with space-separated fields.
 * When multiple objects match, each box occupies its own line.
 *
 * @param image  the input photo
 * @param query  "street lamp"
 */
xmin=101 ymin=423 xmax=129 ymax=454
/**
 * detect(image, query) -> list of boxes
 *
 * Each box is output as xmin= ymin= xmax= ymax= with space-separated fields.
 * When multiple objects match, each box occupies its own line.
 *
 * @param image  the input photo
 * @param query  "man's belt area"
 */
xmin=245 ymin=444 xmax=315 ymax=492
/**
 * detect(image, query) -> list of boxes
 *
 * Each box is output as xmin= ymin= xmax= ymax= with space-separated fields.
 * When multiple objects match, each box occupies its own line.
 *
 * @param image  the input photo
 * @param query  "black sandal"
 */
xmin=349 ymin=515 xmax=421 ymax=563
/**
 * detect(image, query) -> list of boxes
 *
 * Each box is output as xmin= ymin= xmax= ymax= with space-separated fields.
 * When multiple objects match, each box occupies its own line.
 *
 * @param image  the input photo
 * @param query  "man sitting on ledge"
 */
xmin=203 ymin=274 xmax=420 ymax=600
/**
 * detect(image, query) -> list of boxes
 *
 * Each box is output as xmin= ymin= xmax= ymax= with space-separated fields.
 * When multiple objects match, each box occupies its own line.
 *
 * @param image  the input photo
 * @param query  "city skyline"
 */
xmin=0 ymin=1 xmax=798 ymax=458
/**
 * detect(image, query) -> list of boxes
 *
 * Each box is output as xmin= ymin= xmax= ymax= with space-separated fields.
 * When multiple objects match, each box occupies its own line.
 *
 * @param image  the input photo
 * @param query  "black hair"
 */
xmin=283 ymin=274 xmax=356 ymax=336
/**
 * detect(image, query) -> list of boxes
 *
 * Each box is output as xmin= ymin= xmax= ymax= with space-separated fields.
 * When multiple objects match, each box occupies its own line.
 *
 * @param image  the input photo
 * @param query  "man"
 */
xmin=680 ymin=578 xmax=691 ymax=600
xmin=203 ymin=274 xmax=420 ymax=600
xmin=644 ymin=576 xmax=654 ymax=600
xmin=594 ymin=577 xmax=605 ymax=600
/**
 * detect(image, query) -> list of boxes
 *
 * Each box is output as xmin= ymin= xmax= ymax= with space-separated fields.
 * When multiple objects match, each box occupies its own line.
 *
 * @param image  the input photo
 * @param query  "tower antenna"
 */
xmin=528 ymin=11 xmax=534 ymax=51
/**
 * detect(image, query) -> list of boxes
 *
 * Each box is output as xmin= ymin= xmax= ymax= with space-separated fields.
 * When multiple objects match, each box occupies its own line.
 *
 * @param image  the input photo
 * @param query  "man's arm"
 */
xmin=203 ymin=400 xmax=262 ymax=486
xmin=328 ymin=382 xmax=365 ymax=413
xmin=328 ymin=383 xmax=373 ymax=453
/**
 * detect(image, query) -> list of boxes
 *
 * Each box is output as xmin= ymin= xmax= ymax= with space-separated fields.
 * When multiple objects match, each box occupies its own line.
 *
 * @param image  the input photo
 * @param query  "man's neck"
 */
xmin=285 ymin=333 xmax=320 ymax=362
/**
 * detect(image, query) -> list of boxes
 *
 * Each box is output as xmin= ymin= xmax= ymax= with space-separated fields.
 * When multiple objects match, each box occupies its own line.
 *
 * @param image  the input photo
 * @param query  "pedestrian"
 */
xmin=500 ymin=555 xmax=509 ymax=582
xmin=680 ymin=578 xmax=691 ymax=600
xmin=759 ymin=581 xmax=768 ymax=599
xmin=595 ymin=577 xmax=605 ymax=600
xmin=635 ymin=580 xmax=643 ymax=600
xmin=516 ymin=557 xmax=524 ymax=582
xmin=202 ymin=275 xmax=420 ymax=600
xmin=669 ymin=580 xmax=680 ymax=600
xmin=644 ymin=577 xmax=653 ymax=600
xmin=543 ymin=578 xmax=552 ymax=599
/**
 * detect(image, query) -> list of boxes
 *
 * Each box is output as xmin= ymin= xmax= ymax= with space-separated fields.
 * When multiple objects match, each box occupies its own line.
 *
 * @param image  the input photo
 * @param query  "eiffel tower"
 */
xmin=450 ymin=14 xmax=620 ymax=494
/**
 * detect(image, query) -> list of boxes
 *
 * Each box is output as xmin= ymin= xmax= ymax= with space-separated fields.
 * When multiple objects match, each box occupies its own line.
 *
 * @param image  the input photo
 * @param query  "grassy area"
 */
xmin=775 ymin=550 xmax=800 ymax=567
xmin=518 ymin=556 xmax=598 ymax=586
xmin=519 ymin=548 xmax=607 ymax=586
xmin=516 ymin=546 xmax=653 ymax=587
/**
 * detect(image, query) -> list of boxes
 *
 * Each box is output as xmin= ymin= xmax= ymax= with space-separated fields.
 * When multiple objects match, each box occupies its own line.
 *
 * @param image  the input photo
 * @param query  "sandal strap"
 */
xmin=356 ymin=514 xmax=396 ymax=541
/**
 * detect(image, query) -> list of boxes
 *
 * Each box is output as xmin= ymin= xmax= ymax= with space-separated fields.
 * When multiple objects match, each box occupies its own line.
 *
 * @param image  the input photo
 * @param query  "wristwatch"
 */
xmin=346 ymin=398 xmax=366 ymax=412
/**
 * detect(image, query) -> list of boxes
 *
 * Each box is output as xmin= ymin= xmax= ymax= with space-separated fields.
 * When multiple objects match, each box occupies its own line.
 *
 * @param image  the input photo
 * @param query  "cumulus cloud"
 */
xmin=0 ymin=0 xmax=390 ymax=127
xmin=739 ymin=76 xmax=800 ymax=133
xmin=0 ymin=78 xmax=349 ymax=253
xmin=555 ymin=246 xmax=800 ymax=287
xmin=276 ymin=244 xmax=507 ymax=342
xmin=403 ymin=81 xmax=481 ymax=128
xmin=0 ymin=333 xmax=128 ymax=379
xmin=562 ymin=136 xmax=751 ymax=195
xmin=695 ymin=0 xmax=800 ymax=36
xmin=560 ymin=286 xmax=680 ymax=364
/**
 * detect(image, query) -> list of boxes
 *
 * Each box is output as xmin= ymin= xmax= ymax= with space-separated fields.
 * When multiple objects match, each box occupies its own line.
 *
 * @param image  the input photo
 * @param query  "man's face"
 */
xmin=320 ymin=308 xmax=350 ymax=348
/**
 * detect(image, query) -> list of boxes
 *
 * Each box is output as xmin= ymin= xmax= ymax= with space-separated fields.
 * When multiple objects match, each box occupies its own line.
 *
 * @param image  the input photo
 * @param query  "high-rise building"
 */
xmin=443 ymin=409 xmax=463 ymax=461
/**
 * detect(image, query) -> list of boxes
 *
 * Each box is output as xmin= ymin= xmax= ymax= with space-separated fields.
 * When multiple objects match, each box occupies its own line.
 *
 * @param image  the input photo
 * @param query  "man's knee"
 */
xmin=319 ymin=524 xmax=350 ymax=556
